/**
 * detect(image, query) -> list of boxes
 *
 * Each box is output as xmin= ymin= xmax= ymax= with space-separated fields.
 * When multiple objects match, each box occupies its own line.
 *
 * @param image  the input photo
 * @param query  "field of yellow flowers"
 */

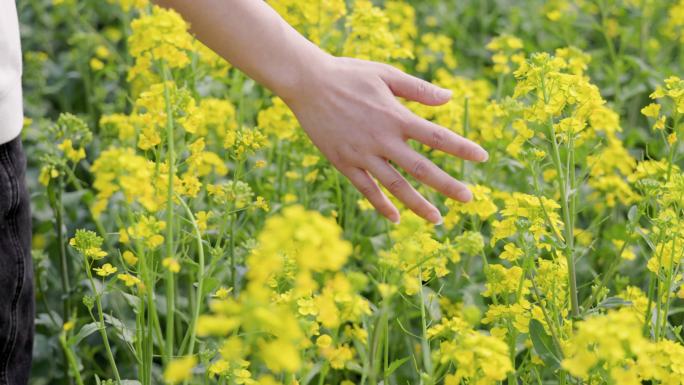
xmin=19 ymin=0 xmax=684 ymax=384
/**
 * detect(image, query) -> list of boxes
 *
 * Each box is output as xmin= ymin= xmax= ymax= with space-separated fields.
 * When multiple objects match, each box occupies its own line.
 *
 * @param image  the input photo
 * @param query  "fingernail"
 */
xmin=477 ymin=147 xmax=489 ymax=162
xmin=389 ymin=213 xmax=401 ymax=224
xmin=438 ymin=88 xmax=453 ymax=99
xmin=457 ymin=189 xmax=473 ymax=202
xmin=427 ymin=211 xmax=443 ymax=225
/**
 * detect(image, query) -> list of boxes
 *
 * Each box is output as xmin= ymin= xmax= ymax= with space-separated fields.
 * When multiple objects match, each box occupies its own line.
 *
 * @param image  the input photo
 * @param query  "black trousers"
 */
xmin=0 ymin=136 xmax=33 ymax=385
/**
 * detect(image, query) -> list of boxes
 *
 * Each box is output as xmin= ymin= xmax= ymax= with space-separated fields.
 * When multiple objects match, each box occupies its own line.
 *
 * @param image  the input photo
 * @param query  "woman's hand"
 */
xmin=153 ymin=0 xmax=486 ymax=224
xmin=282 ymin=56 xmax=489 ymax=225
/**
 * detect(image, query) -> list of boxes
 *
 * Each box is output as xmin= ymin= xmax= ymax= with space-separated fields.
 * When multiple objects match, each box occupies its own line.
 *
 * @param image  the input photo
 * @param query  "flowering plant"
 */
xmin=21 ymin=0 xmax=684 ymax=384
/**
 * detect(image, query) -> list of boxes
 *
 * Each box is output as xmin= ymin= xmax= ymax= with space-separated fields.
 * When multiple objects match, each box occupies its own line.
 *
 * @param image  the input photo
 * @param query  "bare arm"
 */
xmin=155 ymin=0 xmax=488 ymax=224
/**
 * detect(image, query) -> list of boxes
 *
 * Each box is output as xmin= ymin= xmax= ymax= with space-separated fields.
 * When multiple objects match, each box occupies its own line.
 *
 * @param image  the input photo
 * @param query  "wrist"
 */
xmin=275 ymin=49 xmax=335 ymax=106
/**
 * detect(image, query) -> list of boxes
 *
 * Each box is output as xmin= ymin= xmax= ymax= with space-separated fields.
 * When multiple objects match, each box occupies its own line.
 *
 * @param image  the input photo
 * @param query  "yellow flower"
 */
xmin=445 ymin=184 xmax=498 ymax=226
xmin=128 ymin=6 xmax=194 ymax=80
xmin=57 ymin=139 xmax=86 ymax=163
xmin=667 ymin=132 xmax=677 ymax=145
xmin=208 ymin=359 xmax=229 ymax=376
xmin=214 ymin=286 xmax=233 ymax=299
xmin=254 ymin=196 xmax=269 ymax=211
xmin=302 ymin=155 xmax=319 ymax=167
xmin=93 ymin=263 xmax=118 ymax=277
xmin=163 ymin=356 xmax=197 ymax=384
xmin=342 ymin=0 xmax=411 ymax=61
xmin=269 ymin=0 xmax=346 ymax=46
xmin=259 ymin=339 xmax=301 ymax=373
xmin=186 ymin=138 xmax=228 ymax=177
xmin=257 ymin=97 xmax=299 ymax=141
xmin=234 ymin=369 xmax=254 ymax=385
xmin=89 ymin=58 xmax=104 ymax=71
xmin=417 ymin=33 xmax=456 ymax=72
xmin=162 ymin=257 xmax=181 ymax=273
xmin=38 ymin=166 xmax=59 ymax=186
xmin=196 ymin=315 xmax=240 ymax=337
xmin=486 ymin=34 xmax=524 ymax=74
xmin=94 ymin=45 xmax=109 ymax=59
xmin=483 ymin=264 xmax=528 ymax=297
xmin=122 ymin=251 xmax=138 ymax=265
xmin=63 ymin=321 xmax=75 ymax=332
xmin=90 ymin=147 xmax=159 ymax=216
xmin=246 ymin=205 xmax=351 ymax=290
xmin=641 ymin=103 xmax=661 ymax=118
xmin=117 ymin=274 xmax=142 ymax=288
xmin=297 ymin=298 xmax=318 ymax=316
xmin=126 ymin=216 xmax=166 ymax=249
xmin=499 ymin=243 xmax=523 ymax=261
xmin=562 ymin=308 xmax=649 ymax=380
xmin=69 ymin=230 xmax=108 ymax=260
xmin=326 ymin=345 xmax=354 ymax=369
xmin=439 ymin=331 xmax=512 ymax=383
xmin=316 ymin=334 xmax=332 ymax=348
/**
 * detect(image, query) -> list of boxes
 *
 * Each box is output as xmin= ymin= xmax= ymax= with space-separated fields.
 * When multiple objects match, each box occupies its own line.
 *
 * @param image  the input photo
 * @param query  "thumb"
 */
xmin=380 ymin=65 xmax=452 ymax=106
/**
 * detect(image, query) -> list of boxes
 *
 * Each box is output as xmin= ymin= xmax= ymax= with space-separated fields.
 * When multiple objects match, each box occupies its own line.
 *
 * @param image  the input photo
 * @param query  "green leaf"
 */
xmin=120 ymin=292 xmax=141 ymax=312
xmin=529 ymin=319 xmax=562 ymax=370
xmin=627 ymin=205 xmax=638 ymax=223
xmin=67 ymin=322 xmax=100 ymax=346
xmin=597 ymin=297 xmax=632 ymax=310
xmin=104 ymin=314 xmax=135 ymax=345
xmin=386 ymin=357 xmax=409 ymax=377
xmin=201 ymin=277 xmax=221 ymax=298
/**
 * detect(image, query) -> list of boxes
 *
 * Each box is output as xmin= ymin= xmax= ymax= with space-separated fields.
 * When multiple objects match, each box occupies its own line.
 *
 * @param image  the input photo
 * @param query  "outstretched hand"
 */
xmin=282 ymin=56 xmax=489 ymax=225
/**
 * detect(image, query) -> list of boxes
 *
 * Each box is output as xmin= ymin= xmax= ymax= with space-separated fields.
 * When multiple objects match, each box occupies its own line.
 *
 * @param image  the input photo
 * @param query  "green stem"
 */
xmin=59 ymin=334 xmax=85 ymax=385
xmin=84 ymin=259 xmax=121 ymax=384
xmin=54 ymin=184 xmax=72 ymax=324
xmin=162 ymin=65 xmax=176 ymax=362
xmin=548 ymin=121 xmax=579 ymax=318
xmin=541 ymin=66 xmax=580 ymax=320
xmin=665 ymin=114 xmax=680 ymax=182
xmin=461 ymin=98 xmax=469 ymax=180
xmin=418 ymin=268 xmax=433 ymax=385
xmin=178 ymin=196 xmax=206 ymax=358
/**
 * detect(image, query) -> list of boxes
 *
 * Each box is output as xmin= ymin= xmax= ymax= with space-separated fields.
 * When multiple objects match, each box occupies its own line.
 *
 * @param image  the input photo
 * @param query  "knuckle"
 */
xmin=432 ymin=85 xmax=441 ymax=100
xmin=339 ymin=144 xmax=361 ymax=161
xmin=431 ymin=129 xmax=447 ymax=149
xmin=416 ymin=80 xmax=429 ymax=98
xmin=358 ymin=183 xmax=375 ymax=198
xmin=412 ymin=159 xmax=430 ymax=180
xmin=391 ymin=110 xmax=412 ymax=130
xmin=462 ymin=143 xmax=479 ymax=159
xmin=387 ymin=178 xmax=408 ymax=194
xmin=329 ymin=149 xmax=345 ymax=167
xmin=443 ymin=180 xmax=463 ymax=197
xmin=379 ymin=63 xmax=396 ymax=77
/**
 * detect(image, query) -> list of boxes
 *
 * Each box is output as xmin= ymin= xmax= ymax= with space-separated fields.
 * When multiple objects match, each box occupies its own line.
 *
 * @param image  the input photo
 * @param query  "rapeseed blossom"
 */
xmin=128 ymin=6 xmax=194 ymax=82
xmin=31 ymin=1 xmax=684 ymax=384
xmin=342 ymin=0 xmax=411 ymax=61
xmin=268 ymin=0 xmax=346 ymax=47
xmin=69 ymin=230 xmax=107 ymax=260
xmin=164 ymin=356 xmax=197 ymax=384
xmin=487 ymin=34 xmax=524 ymax=74
xmin=90 ymin=147 xmax=158 ymax=215
xmin=93 ymin=263 xmax=117 ymax=277
xmin=439 ymin=330 xmax=513 ymax=384
xmin=561 ymin=308 xmax=684 ymax=383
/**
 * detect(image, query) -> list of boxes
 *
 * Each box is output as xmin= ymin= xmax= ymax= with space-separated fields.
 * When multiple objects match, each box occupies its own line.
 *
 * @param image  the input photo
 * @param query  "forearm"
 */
xmin=154 ymin=0 xmax=329 ymax=101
